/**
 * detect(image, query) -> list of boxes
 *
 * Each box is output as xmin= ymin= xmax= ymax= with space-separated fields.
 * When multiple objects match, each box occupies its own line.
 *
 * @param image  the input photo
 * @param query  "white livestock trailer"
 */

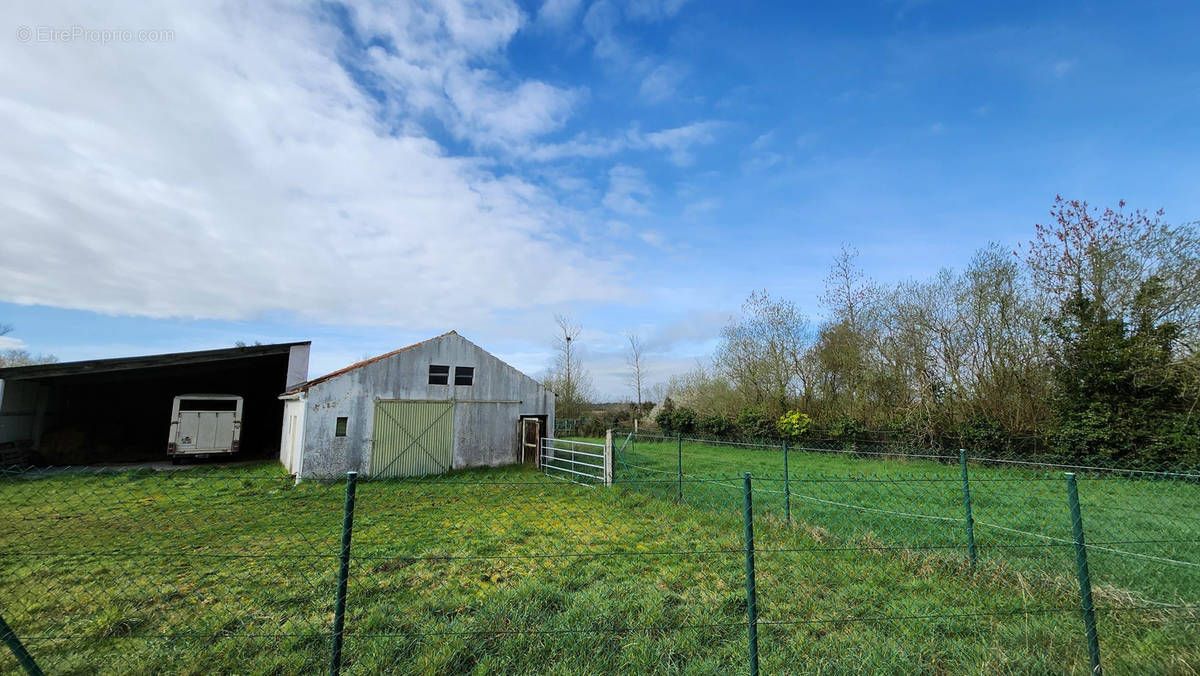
xmin=167 ymin=394 xmax=243 ymax=463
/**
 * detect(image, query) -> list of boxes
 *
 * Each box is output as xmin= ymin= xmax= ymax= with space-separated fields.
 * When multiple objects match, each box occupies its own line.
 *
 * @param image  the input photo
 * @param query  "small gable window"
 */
xmin=335 ymin=417 xmax=348 ymax=437
xmin=455 ymin=366 xmax=475 ymax=386
xmin=428 ymin=364 xmax=449 ymax=385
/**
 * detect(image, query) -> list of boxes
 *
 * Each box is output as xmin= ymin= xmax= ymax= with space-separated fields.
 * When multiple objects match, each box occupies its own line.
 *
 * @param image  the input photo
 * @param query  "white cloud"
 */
xmin=442 ymin=70 xmax=583 ymax=145
xmin=625 ymin=0 xmax=693 ymax=21
xmin=0 ymin=1 xmax=623 ymax=327
xmin=1052 ymin=58 xmax=1077 ymax=78
xmin=527 ymin=120 xmax=720 ymax=164
xmin=750 ymin=131 xmax=775 ymax=151
xmin=643 ymin=121 xmax=719 ymax=166
xmin=638 ymin=230 xmax=667 ymax=248
xmin=638 ymin=63 xmax=686 ymax=103
xmin=582 ymin=0 xmax=630 ymax=68
xmin=351 ymin=1 xmax=587 ymax=150
xmin=607 ymin=220 xmax=633 ymax=237
xmin=683 ymin=198 xmax=720 ymax=217
xmin=536 ymin=0 xmax=582 ymax=28
xmin=0 ymin=336 xmax=26 ymax=351
xmin=603 ymin=165 xmax=652 ymax=216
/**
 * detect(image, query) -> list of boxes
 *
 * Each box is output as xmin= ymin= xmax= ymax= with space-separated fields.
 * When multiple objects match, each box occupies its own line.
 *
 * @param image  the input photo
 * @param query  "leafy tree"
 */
xmin=735 ymin=406 xmax=774 ymax=439
xmin=1049 ymin=280 xmax=1183 ymax=464
xmin=698 ymin=414 xmax=735 ymax=437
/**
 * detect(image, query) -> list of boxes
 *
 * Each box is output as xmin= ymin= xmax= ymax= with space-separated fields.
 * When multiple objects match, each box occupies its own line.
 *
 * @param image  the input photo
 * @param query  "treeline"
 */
xmin=0 ymin=324 xmax=57 ymax=368
xmin=658 ymin=198 xmax=1200 ymax=469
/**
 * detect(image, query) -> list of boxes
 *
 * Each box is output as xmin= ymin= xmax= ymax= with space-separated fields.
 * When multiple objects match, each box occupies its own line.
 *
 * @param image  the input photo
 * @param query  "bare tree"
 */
xmin=816 ymin=246 xmax=878 ymax=418
xmin=549 ymin=314 xmax=594 ymax=418
xmin=714 ymin=291 xmax=811 ymax=417
xmin=625 ymin=333 xmax=647 ymax=427
xmin=0 ymin=324 xmax=59 ymax=367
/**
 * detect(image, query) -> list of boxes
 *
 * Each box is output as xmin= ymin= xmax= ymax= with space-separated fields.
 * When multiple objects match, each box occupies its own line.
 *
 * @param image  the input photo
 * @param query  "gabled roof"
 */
xmin=282 ymin=331 xmax=457 ymax=395
xmin=0 ymin=342 xmax=309 ymax=381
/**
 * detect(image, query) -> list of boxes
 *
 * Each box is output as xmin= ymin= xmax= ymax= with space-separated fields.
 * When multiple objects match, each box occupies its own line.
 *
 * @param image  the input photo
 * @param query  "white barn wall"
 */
xmin=279 ymin=397 xmax=306 ymax=474
xmin=294 ymin=333 xmax=554 ymax=477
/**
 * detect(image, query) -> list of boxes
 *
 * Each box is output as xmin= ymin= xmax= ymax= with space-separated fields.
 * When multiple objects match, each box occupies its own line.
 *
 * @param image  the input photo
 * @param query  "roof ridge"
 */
xmin=284 ymin=330 xmax=457 ymax=394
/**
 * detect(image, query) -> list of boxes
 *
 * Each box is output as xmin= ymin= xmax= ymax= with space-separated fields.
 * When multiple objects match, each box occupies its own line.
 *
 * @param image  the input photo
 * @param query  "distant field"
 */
xmin=1 ymin=461 xmax=1196 ymax=673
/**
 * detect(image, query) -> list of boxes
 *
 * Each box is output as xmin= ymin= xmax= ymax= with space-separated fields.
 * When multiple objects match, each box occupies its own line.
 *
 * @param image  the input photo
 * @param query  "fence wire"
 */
xmin=1 ymin=439 xmax=1197 ymax=674
xmin=612 ymin=431 xmax=1199 ymax=673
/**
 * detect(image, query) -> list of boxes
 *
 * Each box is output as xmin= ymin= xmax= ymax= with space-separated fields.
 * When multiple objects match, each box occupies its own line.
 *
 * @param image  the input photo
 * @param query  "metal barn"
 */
xmin=279 ymin=331 xmax=555 ymax=478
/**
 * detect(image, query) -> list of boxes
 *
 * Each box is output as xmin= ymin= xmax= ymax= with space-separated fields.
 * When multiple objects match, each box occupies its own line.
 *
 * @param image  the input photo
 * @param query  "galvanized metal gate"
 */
xmin=370 ymin=400 xmax=454 ymax=477
xmin=540 ymin=437 xmax=610 ymax=485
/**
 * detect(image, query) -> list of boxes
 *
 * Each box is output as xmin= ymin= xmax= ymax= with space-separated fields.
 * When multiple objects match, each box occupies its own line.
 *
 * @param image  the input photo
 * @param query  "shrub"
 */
xmin=698 ymin=414 xmax=735 ymax=437
xmin=577 ymin=418 xmax=607 ymax=438
xmin=671 ymin=407 xmax=698 ymax=434
xmin=736 ymin=406 xmax=774 ymax=440
xmin=830 ymin=416 xmax=863 ymax=443
xmin=776 ymin=410 xmax=811 ymax=441
xmin=956 ymin=416 xmax=1008 ymax=455
xmin=655 ymin=399 xmax=697 ymax=434
xmin=654 ymin=398 xmax=676 ymax=431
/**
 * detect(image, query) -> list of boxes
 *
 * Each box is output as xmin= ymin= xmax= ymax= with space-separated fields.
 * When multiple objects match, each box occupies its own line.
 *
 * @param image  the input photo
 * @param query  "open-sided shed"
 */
xmin=279 ymin=331 xmax=554 ymax=478
xmin=0 ymin=342 xmax=309 ymax=464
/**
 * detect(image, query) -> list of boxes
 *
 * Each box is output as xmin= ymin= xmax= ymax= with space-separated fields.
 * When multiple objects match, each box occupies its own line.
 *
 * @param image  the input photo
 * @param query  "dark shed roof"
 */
xmin=0 ymin=342 xmax=310 ymax=381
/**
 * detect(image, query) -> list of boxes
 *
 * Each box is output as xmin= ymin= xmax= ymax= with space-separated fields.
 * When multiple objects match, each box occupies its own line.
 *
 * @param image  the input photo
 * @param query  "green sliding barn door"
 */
xmin=370 ymin=401 xmax=455 ymax=477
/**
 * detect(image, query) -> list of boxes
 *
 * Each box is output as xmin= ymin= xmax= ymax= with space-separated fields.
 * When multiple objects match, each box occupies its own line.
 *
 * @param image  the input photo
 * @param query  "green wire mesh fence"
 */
xmin=0 ymin=443 xmax=1196 ymax=673
xmin=610 ymin=431 xmax=1198 ymax=673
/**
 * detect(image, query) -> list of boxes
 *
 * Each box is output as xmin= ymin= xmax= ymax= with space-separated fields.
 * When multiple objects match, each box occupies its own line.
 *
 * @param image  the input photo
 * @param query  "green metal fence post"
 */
xmin=677 ymin=433 xmax=683 ymax=503
xmin=742 ymin=473 xmax=760 ymax=676
xmin=330 ymin=471 xmax=358 ymax=676
xmin=0 ymin=614 xmax=43 ymax=676
xmin=959 ymin=449 xmax=977 ymax=568
xmin=1065 ymin=472 xmax=1102 ymax=675
xmin=782 ymin=441 xmax=791 ymax=525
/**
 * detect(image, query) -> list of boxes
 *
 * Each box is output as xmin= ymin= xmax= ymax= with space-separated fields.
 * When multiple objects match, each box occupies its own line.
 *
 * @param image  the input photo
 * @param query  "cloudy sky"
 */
xmin=2 ymin=1 xmax=1198 ymax=398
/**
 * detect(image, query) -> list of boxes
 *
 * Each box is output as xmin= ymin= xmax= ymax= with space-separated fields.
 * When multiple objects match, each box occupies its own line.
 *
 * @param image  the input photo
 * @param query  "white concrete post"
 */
xmin=604 ymin=428 xmax=614 ymax=487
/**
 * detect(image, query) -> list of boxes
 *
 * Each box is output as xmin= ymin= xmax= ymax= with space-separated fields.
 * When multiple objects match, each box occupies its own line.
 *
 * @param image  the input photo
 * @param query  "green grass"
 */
xmin=600 ymin=434 xmax=1200 ymax=606
xmin=0 ymin=460 xmax=1196 ymax=674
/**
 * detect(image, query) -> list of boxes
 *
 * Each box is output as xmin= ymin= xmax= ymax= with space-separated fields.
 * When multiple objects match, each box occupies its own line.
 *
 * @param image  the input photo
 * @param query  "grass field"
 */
xmin=1 ymin=460 xmax=1197 ymax=674
xmin=602 ymin=433 xmax=1200 ymax=606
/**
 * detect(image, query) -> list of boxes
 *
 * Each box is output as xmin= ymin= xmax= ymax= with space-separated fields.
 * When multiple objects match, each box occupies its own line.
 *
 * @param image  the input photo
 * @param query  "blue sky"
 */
xmin=2 ymin=0 xmax=1199 ymax=398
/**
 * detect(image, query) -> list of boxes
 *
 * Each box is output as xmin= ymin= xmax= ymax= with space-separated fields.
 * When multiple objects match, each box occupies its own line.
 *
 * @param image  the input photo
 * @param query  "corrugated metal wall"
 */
xmin=369 ymin=400 xmax=454 ymax=477
xmin=299 ymin=332 xmax=555 ymax=477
